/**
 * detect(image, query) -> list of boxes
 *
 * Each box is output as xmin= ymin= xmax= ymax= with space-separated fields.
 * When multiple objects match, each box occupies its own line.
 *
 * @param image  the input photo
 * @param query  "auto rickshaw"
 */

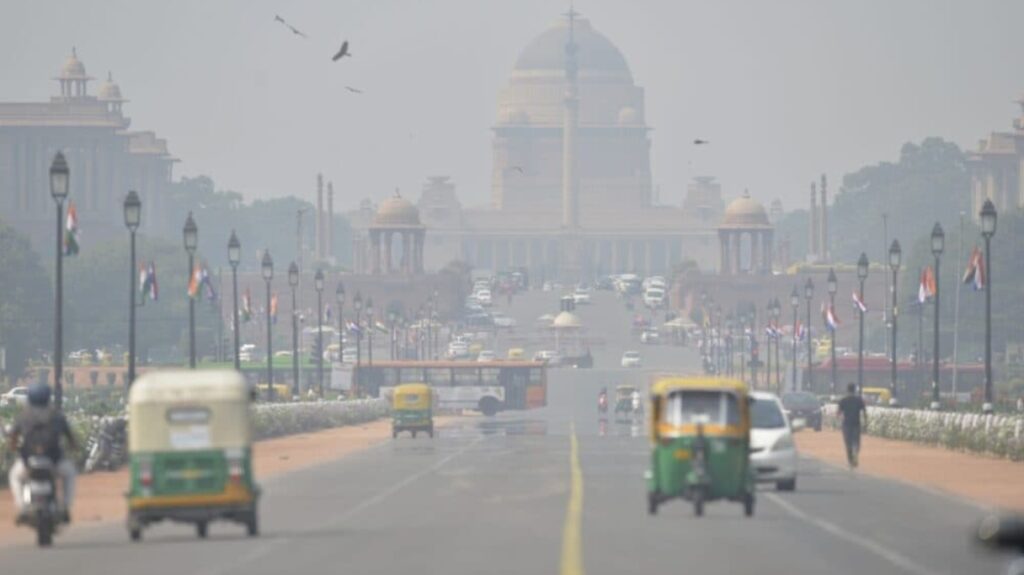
xmin=392 ymin=383 xmax=434 ymax=439
xmin=861 ymin=387 xmax=892 ymax=406
xmin=646 ymin=377 xmax=755 ymax=517
xmin=126 ymin=371 xmax=259 ymax=541
xmin=614 ymin=384 xmax=641 ymax=421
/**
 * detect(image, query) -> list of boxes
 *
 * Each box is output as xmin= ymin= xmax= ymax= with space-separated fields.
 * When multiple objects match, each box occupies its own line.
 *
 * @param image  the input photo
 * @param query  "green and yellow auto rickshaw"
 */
xmin=392 ymin=383 xmax=434 ymax=439
xmin=646 ymin=377 xmax=755 ymax=517
xmin=126 ymin=370 xmax=259 ymax=541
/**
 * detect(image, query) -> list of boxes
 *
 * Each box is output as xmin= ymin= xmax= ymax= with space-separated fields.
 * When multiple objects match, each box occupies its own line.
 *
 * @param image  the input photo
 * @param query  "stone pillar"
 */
xmin=719 ymin=232 xmax=730 ymax=275
xmin=750 ymin=232 xmax=760 ymax=274
xmin=384 ymin=230 xmax=393 ymax=274
xmin=370 ymin=230 xmax=382 ymax=274
xmin=416 ymin=230 xmax=425 ymax=273
xmin=732 ymin=232 xmax=742 ymax=275
xmin=403 ymin=232 xmax=412 ymax=274
xmin=764 ymin=231 xmax=774 ymax=274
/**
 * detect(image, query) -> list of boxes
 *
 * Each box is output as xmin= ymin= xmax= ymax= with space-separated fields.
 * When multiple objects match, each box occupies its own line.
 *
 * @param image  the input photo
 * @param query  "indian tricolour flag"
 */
xmin=64 ymin=202 xmax=80 ymax=256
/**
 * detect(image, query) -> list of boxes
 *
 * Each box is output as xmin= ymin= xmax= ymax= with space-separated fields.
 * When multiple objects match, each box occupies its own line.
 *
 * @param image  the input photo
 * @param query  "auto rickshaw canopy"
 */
xmin=392 ymin=383 xmax=432 ymax=411
xmin=649 ymin=377 xmax=750 ymax=440
xmin=128 ymin=370 xmax=253 ymax=452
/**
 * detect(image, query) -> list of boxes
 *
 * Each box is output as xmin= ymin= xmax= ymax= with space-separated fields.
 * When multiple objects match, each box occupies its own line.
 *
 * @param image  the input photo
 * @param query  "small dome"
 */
xmin=552 ymin=311 xmax=582 ymax=328
xmin=721 ymin=191 xmax=770 ymax=228
xmin=60 ymin=48 xmax=88 ymax=79
xmin=98 ymin=72 xmax=123 ymax=101
xmin=617 ymin=106 xmax=639 ymax=125
xmin=374 ymin=196 xmax=421 ymax=226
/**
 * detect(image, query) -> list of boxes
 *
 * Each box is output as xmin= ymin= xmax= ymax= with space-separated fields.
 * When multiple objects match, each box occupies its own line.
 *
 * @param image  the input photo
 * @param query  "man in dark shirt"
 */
xmin=836 ymin=383 xmax=867 ymax=468
xmin=6 ymin=384 xmax=78 ymax=523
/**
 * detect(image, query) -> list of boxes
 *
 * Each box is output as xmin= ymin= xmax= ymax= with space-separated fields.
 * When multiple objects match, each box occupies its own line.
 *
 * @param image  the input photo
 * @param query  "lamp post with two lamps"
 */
xmin=889 ymin=240 xmax=902 ymax=406
xmin=980 ymin=200 xmax=997 ymax=414
xmin=930 ymin=223 xmax=945 ymax=410
xmin=123 ymin=191 xmax=141 ymax=388
xmin=183 ymin=213 xmax=198 ymax=369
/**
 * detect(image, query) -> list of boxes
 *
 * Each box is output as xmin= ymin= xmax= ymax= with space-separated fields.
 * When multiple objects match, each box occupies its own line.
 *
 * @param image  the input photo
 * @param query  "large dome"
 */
xmin=721 ymin=192 xmax=770 ymax=228
xmin=513 ymin=16 xmax=632 ymax=81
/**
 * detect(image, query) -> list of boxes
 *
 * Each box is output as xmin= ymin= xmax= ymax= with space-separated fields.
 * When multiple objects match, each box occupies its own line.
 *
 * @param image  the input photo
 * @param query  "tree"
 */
xmin=0 ymin=221 xmax=52 ymax=381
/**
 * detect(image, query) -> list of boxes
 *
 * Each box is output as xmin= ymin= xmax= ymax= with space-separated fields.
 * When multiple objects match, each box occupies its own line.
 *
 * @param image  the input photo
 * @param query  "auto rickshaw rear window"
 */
xmin=663 ymin=391 xmax=739 ymax=426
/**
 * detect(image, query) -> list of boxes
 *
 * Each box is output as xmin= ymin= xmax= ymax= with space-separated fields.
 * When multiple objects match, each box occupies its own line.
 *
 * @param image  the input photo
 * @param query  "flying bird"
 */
xmin=345 ymin=86 xmax=363 ymax=94
xmin=273 ymin=15 xmax=308 ymax=38
xmin=693 ymin=139 xmax=710 ymax=145
xmin=510 ymin=166 xmax=525 ymax=174
xmin=332 ymin=41 xmax=351 ymax=61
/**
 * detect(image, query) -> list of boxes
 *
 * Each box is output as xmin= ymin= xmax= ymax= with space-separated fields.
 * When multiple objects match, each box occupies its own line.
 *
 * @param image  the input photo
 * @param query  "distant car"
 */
xmin=476 ymin=289 xmax=493 ymax=306
xmin=0 ymin=386 xmax=29 ymax=407
xmin=643 ymin=288 xmax=666 ymax=309
xmin=477 ymin=350 xmax=497 ymax=362
xmin=465 ymin=313 xmax=494 ymax=327
xmin=640 ymin=329 xmax=660 ymax=344
xmin=781 ymin=391 xmax=823 ymax=432
xmin=448 ymin=342 xmax=470 ymax=359
xmin=533 ymin=350 xmax=563 ymax=366
xmin=621 ymin=351 xmax=642 ymax=368
xmin=492 ymin=313 xmax=517 ymax=328
xmin=749 ymin=391 xmax=798 ymax=491
xmin=572 ymin=289 xmax=592 ymax=305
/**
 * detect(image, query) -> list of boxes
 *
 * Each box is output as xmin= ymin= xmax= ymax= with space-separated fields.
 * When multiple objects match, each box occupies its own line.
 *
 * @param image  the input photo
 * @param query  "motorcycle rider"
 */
xmin=598 ymin=387 xmax=608 ymax=413
xmin=6 ymin=383 xmax=78 ymax=524
xmin=631 ymin=389 xmax=642 ymax=414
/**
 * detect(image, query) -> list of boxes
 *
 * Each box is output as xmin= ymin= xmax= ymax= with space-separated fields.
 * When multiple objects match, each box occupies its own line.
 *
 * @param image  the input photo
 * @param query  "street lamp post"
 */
xmin=827 ymin=268 xmax=838 ymax=397
xmin=739 ymin=313 xmax=747 ymax=384
xmin=353 ymin=292 xmax=363 ymax=394
xmin=336 ymin=282 xmax=345 ymax=364
xmin=288 ymin=262 xmax=299 ymax=398
xmin=930 ymin=223 xmax=944 ymax=410
xmin=315 ymin=269 xmax=324 ymax=397
xmin=388 ymin=311 xmax=397 ymax=359
xmin=857 ymin=253 xmax=869 ymax=396
xmin=765 ymin=301 xmax=772 ymax=391
xmin=228 ymin=231 xmax=241 ymax=371
xmin=123 ymin=191 xmax=141 ymax=388
xmin=49 ymin=152 xmax=69 ymax=408
xmin=980 ymin=200 xmax=997 ymax=414
xmin=367 ymin=298 xmax=375 ymax=368
xmin=889 ymin=240 xmax=902 ymax=406
xmin=183 ymin=213 xmax=198 ymax=369
xmin=772 ymin=298 xmax=781 ymax=393
xmin=261 ymin=251 xmax=274 ymax=400
xmin=804 ymin=278 xmax=814 ymax=392
xmin=790 ymin=288 xmax=799 ymax=392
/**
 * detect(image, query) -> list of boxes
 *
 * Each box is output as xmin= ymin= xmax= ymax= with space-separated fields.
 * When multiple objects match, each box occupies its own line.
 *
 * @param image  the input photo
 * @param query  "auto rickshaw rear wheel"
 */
xmin=412 ymin=430 xmax=418 ymax=438
xmin=196 ymin=521 xmax=208 ymax=538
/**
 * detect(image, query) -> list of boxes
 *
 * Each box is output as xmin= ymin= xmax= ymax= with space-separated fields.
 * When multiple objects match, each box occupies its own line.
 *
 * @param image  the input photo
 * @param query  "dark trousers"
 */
xmin=842 ymin=424 xmax=861 ymax=465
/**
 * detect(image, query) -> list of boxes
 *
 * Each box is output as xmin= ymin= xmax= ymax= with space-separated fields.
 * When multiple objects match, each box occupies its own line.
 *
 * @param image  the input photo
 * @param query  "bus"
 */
xmin=352 ymin=360 xmax=547 ymax=415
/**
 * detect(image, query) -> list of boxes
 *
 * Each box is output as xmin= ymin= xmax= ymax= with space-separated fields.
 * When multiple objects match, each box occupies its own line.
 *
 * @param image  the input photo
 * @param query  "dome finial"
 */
xmin=743 ymin=188 xmax=750 ymax=198
xmin=107 ymin=70 xmax=113 ymax=82
xmin=394 ymin=187 xmax=401 ymax=198
xmin=72 ymin=46 xmax=77 ymax=58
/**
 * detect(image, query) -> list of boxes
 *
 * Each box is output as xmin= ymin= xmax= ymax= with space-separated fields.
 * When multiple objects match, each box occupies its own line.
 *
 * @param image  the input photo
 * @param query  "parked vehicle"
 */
xmin=750 ymin=392 xmax=799 ymax=491
xmin=0 ymin=386 xmax=29 ymax=407
xmin=477 ymin=350 xmax=497 ymax=362
xmin=126 ymin=370 xmax=259 ymax=541
xmin=476 ymin=289 xmax=493 ymax=306
xmin=533 ymin=350 xmax=563 ymax=366
xmin=621 ymin=351 xmax=642 ymax=368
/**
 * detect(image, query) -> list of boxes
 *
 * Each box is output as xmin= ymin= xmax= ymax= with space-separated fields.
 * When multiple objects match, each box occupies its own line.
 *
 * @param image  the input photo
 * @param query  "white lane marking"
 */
xmin=765 ymin=492 xmax=939 ymax=575
xmin=199 ymin=435 xmax=484 ymax=575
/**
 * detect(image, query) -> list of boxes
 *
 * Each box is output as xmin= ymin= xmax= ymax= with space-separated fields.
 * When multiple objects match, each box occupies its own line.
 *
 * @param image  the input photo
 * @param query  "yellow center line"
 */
xmin=560 ymin=422 xmax=585 ymax=575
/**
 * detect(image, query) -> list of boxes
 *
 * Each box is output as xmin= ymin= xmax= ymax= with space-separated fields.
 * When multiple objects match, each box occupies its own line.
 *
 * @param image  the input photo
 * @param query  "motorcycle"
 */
xmin=20 ymin=455 xmax=62 ymax=547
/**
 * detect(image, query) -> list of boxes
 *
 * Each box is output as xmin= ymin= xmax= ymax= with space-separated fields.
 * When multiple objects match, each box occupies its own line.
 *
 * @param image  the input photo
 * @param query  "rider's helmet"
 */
xmin=27 ymin=383 xmax=52 ymax=407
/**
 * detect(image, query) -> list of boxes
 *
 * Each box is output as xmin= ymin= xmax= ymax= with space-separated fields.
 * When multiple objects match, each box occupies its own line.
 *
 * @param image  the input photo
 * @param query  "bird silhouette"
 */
xmin=274 ymin=15 xmax=307 ymax=38
xmin=509 ymin=166 xmax=525 ymax=174
xmin=345 ymin=86 xmax=363 ymax=94
xmin=693 ymin=139 xmax=710 ymax=145
xmin=332 ymin=41 xmax=351 ymax=61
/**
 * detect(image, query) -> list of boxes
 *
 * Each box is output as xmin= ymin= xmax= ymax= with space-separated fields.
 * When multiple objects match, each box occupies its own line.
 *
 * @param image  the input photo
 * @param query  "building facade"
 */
xmin=0 ymin=49 xmax=176 ymax=250
xmin=351 ymin=13 xmax=760 ymax=281
xmin=968 ymin=95 xmax=1024 ymax=220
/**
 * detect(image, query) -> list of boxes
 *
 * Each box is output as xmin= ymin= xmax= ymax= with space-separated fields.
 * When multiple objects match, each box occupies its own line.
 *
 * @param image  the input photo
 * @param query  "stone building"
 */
xmin=968 ymin=95 xmax=1024 ymax=220
xmin=350 ymin=13 xmax=752 ymax=281
xmin=0 ymin=49 xmax=176 ymax=249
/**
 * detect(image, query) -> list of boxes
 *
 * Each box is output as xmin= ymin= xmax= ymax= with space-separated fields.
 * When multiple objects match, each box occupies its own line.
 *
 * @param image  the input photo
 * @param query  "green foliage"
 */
xmin=165 ymin=176 xmax=353 ymax=269
xmin=830 ymin=138 xmax=970 ymax=263
xmin=0 ymin=221 xmax=52 ymax=380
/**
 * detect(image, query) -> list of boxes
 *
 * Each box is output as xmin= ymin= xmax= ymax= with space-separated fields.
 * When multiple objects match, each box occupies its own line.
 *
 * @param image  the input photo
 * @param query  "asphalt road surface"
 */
xmin=0 ymin=290 xmax=1014 ymax=574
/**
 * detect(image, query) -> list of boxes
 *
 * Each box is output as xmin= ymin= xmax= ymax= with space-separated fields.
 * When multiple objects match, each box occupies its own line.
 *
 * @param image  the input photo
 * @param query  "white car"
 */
xmin=533 ymin=350 xmax=563 ymax=366
xmin=447 ymin=341 xmax=470 ymax=359
xmin=643 ymin=288 xmax=665 ymax=308
xmin=640 ymin=329 xmax=660 ymax=344
xmin=477 ymin=350 xmax=497 ymax=362
xmin=0 ymin=386 xmax=29 ymax=407
xmin=621 ymin=350 xmax=642 ymax=368
xmin=749 ymin=391 xmax=798 ymax=491
xmin=572 ymin=288 xmax=592 ymax=305
xmin=492 ymin=313 xmax=517 ymax=328
xmin=475 ymin=289 xmax=493 ymax=306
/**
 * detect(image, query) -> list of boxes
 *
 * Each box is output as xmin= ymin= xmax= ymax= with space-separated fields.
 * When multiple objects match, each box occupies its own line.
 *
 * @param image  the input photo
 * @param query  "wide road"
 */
xmin=0 ymin=290 xmax=1013 ymax=574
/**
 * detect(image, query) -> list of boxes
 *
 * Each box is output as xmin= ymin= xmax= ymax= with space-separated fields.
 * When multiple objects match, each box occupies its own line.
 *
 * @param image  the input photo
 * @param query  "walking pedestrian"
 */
xmin=837 ymin=382 xmax=868 ymax=469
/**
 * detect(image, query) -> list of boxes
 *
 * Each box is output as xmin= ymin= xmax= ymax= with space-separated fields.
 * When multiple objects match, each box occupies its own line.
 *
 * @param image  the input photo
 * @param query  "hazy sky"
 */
xmin=2 ymin=0 xmax=1023 ymax=212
